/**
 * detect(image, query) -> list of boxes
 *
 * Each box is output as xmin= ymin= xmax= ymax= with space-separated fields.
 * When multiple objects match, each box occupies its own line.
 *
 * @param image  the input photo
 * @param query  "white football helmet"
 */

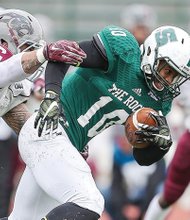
xmin=120 ymin=4 xmax=157 ymax=31
xmin=141 ymin=25 xmax=190 ymax=100
xmin=0 ymin=9 xmax=44 ymax=54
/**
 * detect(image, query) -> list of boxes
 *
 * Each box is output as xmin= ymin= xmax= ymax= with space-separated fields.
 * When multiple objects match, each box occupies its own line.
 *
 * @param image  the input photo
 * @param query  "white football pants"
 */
xmin=9 ymin=113 xmax=104 ymax=220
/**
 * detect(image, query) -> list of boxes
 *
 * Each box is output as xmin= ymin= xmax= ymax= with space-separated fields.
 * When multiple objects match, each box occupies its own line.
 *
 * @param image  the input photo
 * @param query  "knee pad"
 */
xmin=41 ymin=202 xmax=100 ymax=220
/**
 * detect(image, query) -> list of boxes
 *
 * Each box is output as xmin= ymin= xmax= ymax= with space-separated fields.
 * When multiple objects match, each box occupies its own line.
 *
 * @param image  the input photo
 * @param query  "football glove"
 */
xmin=40 ymin=40 xmax=86 ymax=65
xmin=80 ymin=145 xmax=89 ymax=160
xmin=135 ymin=111 xmax=172 ymax=151
xmin=34 ymin=90 xmax=62 ymax=137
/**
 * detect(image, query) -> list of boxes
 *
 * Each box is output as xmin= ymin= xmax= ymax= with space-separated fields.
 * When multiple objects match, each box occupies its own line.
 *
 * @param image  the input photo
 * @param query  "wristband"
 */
xmin=36 ymin=47 xmax=46 ymax=64
xmin=45 ymin=90 xmax=59 ymax=99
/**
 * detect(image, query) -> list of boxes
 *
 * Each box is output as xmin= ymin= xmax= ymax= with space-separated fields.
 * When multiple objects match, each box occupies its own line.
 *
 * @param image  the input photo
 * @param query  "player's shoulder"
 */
xmin=97 ymin=25 xmax=140 ymax=58
xmin=98 ymin=25 xmax=139 ymax=47
xmin=100 ymin=25 xmax=132 ymax=36
xmin=94 ymin=25 xmax=140 ymax=67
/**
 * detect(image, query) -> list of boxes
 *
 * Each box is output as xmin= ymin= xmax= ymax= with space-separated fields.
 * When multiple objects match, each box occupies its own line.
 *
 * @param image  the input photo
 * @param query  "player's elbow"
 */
xmin=135 ymin=158 xmax=155 ymax=166
xmin=133 ymin=145 xmax=168 ymax=166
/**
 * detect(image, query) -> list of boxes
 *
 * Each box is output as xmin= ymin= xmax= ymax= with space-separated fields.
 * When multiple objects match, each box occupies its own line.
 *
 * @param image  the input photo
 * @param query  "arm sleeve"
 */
xmin=0 ymin=53 xmax=26 ymax=88
xmin=133 ymin=144 xmax=169 ymax=166
xmin=45 ymin=62 xmax=70 ymax=94
xmin=79 ymin=38 xmax=108 ymax=70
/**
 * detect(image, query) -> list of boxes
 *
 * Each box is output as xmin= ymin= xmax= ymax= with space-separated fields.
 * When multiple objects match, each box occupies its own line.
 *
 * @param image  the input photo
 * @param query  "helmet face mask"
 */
xmin=0 ymin=9 xmax=44 ymax=54
xmin=141 ymin=26 xmax=190 ymax=101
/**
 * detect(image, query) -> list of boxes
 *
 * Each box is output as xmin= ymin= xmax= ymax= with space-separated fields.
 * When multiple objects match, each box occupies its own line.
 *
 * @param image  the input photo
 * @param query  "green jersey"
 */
xmin=60 ymin=25 xmax=172 ymax=151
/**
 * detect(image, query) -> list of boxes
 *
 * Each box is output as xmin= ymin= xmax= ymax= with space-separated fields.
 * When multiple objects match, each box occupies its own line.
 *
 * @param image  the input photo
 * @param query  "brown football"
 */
xmin=125 ymin=107 xmax=158 ymax=148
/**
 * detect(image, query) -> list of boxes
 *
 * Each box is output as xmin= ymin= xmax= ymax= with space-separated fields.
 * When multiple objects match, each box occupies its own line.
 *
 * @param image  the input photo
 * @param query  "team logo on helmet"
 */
xmin=0 ymin=12 xmax=34 ymax=47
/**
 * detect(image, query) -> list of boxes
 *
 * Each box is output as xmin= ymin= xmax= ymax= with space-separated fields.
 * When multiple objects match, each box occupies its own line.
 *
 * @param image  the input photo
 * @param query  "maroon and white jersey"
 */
xmin=0 ymin=79 xmax=32 ymax=116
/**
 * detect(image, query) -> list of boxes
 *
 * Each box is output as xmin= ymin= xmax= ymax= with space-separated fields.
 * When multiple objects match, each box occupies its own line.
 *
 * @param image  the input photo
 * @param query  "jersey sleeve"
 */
xmin=97 ymin=25 xmax=140 ymax=72
xmin=0 ymin=52 xmax=26 ymax=88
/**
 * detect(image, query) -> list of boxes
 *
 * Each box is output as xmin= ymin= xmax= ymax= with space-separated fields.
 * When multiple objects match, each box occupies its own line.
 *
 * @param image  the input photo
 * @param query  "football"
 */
xmin=125 ymin=107 xmax=158 ymax=148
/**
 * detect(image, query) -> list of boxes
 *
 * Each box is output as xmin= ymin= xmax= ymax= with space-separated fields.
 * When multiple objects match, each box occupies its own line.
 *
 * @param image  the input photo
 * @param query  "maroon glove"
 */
xmin=43 ymin=40 xmax=86 ymax=65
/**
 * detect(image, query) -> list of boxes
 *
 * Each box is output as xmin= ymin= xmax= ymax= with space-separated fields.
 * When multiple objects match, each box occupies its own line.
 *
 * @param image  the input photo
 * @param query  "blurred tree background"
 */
xmin=1 ymin=0 xmax=190 ymax=41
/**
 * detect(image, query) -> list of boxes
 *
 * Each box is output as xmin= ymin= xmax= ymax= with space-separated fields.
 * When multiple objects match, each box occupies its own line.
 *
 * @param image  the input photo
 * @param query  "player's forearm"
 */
xmin=2 ymin=103 xmax=31 ymax=135
xmin=0 ymin=53 xmax=25 ymax=87
xmin=133 ymin=144 xmax=169 ymax=166
xmin=162 ymin=130 xmax=190 ymax=205
xmin=0 ymin=51 xmax=43 ymax=88
xmin=45 ymin=62 xmax=70 ymax=94
xmin=21 ymin=50 xmax=43 ymax=74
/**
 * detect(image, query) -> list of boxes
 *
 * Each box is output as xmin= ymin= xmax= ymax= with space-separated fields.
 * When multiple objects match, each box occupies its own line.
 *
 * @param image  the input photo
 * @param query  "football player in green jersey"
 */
xmin=5 ymin=25 xmax=190 ymax=220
